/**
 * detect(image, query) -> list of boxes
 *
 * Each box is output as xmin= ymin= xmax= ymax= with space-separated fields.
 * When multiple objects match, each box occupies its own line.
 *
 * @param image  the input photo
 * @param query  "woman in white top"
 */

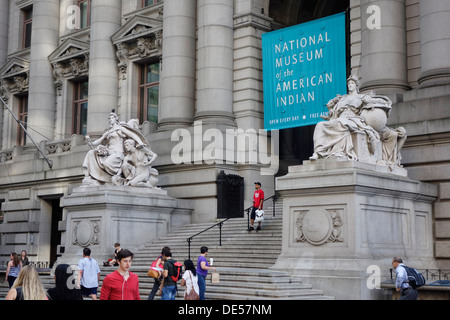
xmin=181 ymin=259 xmax=199 ymax=300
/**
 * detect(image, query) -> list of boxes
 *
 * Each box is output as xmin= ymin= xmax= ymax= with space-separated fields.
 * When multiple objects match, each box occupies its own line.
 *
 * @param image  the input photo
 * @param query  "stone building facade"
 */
xmin=0 ymin=0 xmax=449 ymax=273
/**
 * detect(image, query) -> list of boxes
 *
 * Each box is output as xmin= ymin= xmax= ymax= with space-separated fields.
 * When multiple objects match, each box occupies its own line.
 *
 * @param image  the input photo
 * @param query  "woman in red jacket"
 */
xmin=100 ymin=249 xmax=140 ymax=300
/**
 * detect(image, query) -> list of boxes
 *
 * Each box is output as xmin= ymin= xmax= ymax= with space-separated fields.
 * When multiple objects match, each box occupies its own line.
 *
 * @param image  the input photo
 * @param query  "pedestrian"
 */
xmin=5 ymin=265 xmax=48 ymax=300
xmin=77 ymin=247 xmax=101 ymax=300
xmin=147 ymin=246 xmax=170 ymax=300
xmin=181 ymin=259 xmax=199 ymax=300
xmin=47 ymin=264 xmax=83 ymax=300
xmin=4 ymin=252 xmax=22 ymax=288
xmin=20 ymin=250 xmax=29 ymax=266
xmin=196 ymin=246 xmax=216 ymax=300
xmin=104 ymin=242 xmax=121 ymax=266
xmin=159 ymin=247 xmax=178 ymax=300
xmin=392 ymin=257 xmax=418 ymax=300
xmin=247 ymin=181 xmax=264 ymax=231
xmin=100 ymin=249 xmax=140 ymax=300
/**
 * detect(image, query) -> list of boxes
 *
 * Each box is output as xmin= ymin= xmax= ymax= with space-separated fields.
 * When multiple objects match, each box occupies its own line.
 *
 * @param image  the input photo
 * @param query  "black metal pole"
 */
xmin=273 ymin=197 xmax=275 ymax=217
xmin=246 ymin=208 xmax=250 ymax=229
xmin=188 ymin=238 xmax=191 ymax=260
xmin=219 ymin=222 xmax=222 ymax=246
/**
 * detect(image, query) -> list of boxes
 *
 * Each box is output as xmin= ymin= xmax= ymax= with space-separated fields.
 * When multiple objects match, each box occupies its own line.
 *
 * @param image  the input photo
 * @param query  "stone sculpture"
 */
xmin=81 ymin=110 xmax=159 ymax=188
xmin=309 ymin=75 xmax=406 ymax=168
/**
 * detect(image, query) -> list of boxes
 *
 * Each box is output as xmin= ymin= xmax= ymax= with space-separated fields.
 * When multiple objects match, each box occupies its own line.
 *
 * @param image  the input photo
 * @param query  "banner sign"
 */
xmin=262 ymin=12 xmax=347 ymax=131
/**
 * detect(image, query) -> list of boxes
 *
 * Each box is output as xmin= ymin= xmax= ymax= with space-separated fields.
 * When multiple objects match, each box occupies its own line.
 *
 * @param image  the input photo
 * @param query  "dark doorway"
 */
xmin=50 ymin=198 xmax=62 ymax=267
xmin=41 ymin=196 xmax=63 ymax=268
xmin=216 ymin=170 xmax=244 ymax=219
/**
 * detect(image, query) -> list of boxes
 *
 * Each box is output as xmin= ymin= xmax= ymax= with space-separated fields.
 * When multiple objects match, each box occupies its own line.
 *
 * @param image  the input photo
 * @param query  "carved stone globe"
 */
xmin=360 ymin=108 xmax=387 ymax=132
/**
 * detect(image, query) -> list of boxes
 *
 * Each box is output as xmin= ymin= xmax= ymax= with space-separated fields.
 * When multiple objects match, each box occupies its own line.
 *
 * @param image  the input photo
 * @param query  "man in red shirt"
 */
xmin=248 ymin=182 xmax=264 ymax=231
xmin=100 ymin=249 xmax=140 ymax=300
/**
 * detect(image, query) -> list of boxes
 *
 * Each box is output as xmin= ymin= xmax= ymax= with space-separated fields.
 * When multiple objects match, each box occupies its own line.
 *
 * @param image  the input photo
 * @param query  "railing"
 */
xmin=0 ymin=260 xmax=50 ymax=270
xmin=389 ymin=268 xmax=450 ymax=282
xmin=187 ymin=218 xmax=230 ymax=260
xmin=187 ymin=194 xmax=278 ymax=260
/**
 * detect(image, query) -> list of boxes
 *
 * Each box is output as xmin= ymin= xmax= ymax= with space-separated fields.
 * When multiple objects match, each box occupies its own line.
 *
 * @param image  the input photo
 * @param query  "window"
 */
xmin=78 ymin=0 xmax=91 ymax=29
xmin=22 ymin=6 xmax=33 ymax=49
xmin=139 ymin=62 xmax=160 ymax=124
xmin=143 ymin=0 xmax=162 ymax=7
xmin=72 ymin=81 xmax=88 ymax=135
xmin=17 ymin=95 xmax=28 ymax=146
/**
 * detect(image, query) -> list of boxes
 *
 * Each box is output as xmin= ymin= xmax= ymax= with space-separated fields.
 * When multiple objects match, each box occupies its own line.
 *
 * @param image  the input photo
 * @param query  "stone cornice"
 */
xmin=233 ymin=12 xmax=272 ymax=31
xmin=111 ymin=15 xmax=163 ymax=79
xmin=0 ymin=57 xmax=30 ymax=100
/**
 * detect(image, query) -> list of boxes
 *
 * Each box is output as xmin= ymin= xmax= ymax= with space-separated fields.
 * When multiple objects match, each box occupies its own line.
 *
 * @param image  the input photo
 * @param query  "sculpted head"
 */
xmin=109 ymin=109 xmax=119 ymax=125
xmin=124 ymin=139 xmax=136 ymax=152
xmin=347 ymin=75 xmax=360 ymax=93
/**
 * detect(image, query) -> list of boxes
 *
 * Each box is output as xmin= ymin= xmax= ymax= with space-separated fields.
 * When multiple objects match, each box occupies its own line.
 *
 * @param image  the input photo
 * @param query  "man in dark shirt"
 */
xmin=159 ymin=247 xmax=177 ymax=300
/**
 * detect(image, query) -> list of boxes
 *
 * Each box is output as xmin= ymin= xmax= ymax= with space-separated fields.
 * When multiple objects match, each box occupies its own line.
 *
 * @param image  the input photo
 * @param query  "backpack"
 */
xmin=167 ymin=259 xmax=183 ymax=282
xmin=403 ymin=265 xmax=426 ymax=288
xmin=255 ymin=209 xmax=264 ymax=222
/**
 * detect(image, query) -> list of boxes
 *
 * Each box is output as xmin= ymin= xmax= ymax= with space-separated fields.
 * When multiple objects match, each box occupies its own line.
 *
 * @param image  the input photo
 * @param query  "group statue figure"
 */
xmin=81 ymin=110 xmax=159 ymax=188
xmin=309 ymin=75 xmax=407 ymax=169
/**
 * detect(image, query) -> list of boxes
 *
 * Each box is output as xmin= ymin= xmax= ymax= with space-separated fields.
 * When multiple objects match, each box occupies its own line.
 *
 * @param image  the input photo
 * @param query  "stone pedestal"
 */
xmin=56 ymin=185 xmax=193 ymax=267
xmin=272 ymin=160 xmax=437 ymax=300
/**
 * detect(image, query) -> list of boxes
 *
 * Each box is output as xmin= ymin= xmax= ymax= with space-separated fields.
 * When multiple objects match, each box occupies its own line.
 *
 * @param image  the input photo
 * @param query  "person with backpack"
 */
xmin=159 ymin=247 xmax=182 ymax=300
xmin=392 ymin=257 xmax=419 ymax=300
xmin=147 ymin=246 xmax=170 ymax=300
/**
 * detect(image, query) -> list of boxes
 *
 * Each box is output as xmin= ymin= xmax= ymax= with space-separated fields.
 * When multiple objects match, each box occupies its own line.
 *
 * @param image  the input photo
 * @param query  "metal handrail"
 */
xmin=389 ymin=268 xmax=450 ymax=282
xmin=187 ymin=194 xmax=278 ymax=259
xmin=187 ymin=218 xmax=229 ymax=260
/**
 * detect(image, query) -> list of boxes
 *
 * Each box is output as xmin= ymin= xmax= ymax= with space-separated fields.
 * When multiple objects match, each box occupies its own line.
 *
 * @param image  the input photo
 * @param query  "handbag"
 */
xmin=184 ymin=271 xmax=199 ymax=300
xmin=147 ymin=268 xmax=159 ymax=278
xmin=211 ymin=272 xmax=220 ymax=284
xmin=148 ymin=256 xmax=163 ymax=278
xmin=255 ymin=209 xmax=264 ymax=222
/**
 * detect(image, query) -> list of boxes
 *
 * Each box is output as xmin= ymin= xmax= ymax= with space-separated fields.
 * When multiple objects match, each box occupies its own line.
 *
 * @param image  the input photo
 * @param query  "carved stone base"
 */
xmin=351 ymin=130 xmax=381 ymax=164
xmin=272 ymin=160 xmax=437 ymax=300
xmin=55 ymin=185 xmax=193 ymax=268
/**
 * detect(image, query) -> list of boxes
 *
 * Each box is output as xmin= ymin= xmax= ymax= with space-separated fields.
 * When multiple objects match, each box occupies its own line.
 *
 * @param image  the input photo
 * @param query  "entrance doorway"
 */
xmin=41 ymin=196 xmax=63 ymax=268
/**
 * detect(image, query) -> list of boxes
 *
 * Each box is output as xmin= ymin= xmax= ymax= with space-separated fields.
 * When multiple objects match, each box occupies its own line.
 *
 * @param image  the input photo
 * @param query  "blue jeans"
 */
xmin=161 ymin=285 xmax=177 ymax=300
xmin=197 ymin=274 xmax=206 ymax=300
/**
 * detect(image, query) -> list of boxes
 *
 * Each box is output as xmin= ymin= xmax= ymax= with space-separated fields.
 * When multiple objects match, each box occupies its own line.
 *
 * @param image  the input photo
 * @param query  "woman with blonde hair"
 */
xmin=5 ymin=265 xmax=48 ymax=300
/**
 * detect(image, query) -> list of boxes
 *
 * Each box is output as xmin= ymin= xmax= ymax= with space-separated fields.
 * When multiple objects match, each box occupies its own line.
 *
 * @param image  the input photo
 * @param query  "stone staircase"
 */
xmin=0 ymin=201 xmax=333 ymax=300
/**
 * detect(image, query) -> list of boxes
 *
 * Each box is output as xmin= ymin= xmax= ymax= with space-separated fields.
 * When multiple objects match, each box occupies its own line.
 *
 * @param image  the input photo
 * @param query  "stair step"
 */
xmin=0 ymin=198 xmax=333 ymax=300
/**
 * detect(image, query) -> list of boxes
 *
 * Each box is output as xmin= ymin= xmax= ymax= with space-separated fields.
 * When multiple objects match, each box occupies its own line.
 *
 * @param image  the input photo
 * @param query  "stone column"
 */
xmin=0 ymin=0 xmax=9 ymax=65
xmin=158 ymin=0 xmax=196 ymax=130
xmin=360 ymin=0 xmax=410 ymax=94
xmin=195 ymin=0 xmax=235 ymax=126
xmin=27 ymin=0 xmax=60 ymax=143
xmin=87 ymin=0 xmax=121 ymax=136
xmin=0 ymin=0 xmax=8 ymax=150
xmin=418 ymin=0 xmax=450 ymax=87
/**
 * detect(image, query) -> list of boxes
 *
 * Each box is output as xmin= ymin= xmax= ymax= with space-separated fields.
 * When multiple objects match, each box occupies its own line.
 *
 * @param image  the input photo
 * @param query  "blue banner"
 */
xmin=262 ymin=12 xmax=347 ymax=131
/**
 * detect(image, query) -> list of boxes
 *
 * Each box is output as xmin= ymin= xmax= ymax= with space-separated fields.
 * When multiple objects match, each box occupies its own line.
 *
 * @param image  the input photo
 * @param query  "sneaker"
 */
xmin=247 ymin=226 xmax=254 ymax=231
xmin=256 ymin=226 xmax=261 ymax=231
